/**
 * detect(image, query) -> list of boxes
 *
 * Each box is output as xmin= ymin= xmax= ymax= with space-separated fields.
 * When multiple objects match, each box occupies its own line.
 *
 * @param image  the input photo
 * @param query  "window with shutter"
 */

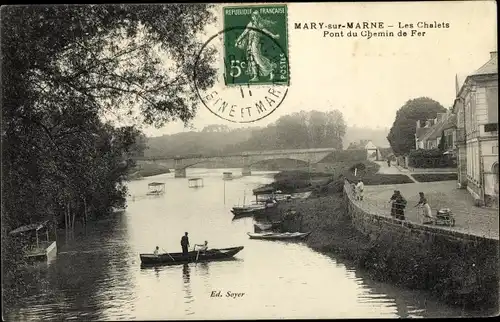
xmin=486 ymin=87 xmax=498 ymax=123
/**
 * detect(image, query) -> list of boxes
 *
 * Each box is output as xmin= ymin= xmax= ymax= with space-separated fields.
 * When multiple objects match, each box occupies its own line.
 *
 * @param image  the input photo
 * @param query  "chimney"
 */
xmin=490 ymin=51 xmax=497 ymax=59
xmin=416 ymin=120 xmax=421 ymax=128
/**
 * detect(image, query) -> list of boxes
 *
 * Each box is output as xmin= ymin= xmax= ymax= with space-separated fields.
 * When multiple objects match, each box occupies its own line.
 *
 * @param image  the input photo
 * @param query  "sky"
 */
xmin=141 ymin=1 xmax=497 ymax=137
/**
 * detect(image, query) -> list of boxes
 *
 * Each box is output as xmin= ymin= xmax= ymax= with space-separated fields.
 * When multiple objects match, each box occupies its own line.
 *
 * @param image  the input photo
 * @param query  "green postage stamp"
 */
xmin=223 ymin=4 xmax=289 ymax=86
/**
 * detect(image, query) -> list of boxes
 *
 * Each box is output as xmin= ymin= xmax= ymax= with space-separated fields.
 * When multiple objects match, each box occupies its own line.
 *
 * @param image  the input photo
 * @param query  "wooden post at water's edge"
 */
xmin=65 ymin=203 xmax=69 ymax=231
xmin=83 ymin=197 xmax=88 ymax=225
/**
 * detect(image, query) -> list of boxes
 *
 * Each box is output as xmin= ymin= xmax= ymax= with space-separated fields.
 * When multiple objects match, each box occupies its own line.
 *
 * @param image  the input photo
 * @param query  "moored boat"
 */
xmin=247 ymin=232 xmax=311 ymax=240
xmin=140 ymin=246 xmax=244 ymax=266
xmin=9 ymin=221 xmax=57 ymax=263
xmin=232 ymin=204 xmax=265 ymax=212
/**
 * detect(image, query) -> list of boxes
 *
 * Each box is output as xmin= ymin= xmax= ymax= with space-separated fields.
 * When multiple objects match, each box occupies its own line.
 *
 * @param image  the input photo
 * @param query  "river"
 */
xmin=5 ymin=168 xmax=471 ymax=320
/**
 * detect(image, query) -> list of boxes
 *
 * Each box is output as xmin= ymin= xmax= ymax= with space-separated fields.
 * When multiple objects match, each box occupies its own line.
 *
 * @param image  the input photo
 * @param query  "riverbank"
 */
xmin=128 ymin=163 xmax=171 ymax=180
xmin=260 ymin=167 xmax=498 ymax=313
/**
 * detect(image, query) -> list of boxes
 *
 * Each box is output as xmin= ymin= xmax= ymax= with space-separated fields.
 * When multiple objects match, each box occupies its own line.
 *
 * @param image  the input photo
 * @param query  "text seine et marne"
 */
xmin=294 ymin=21 xmax=450 ymax=30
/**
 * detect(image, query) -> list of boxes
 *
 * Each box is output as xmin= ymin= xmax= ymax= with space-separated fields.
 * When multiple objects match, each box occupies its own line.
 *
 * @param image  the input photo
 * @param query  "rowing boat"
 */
xmin=140 ymin=246 xmax=244 ymax=266
xmin=232 ymin=204 xmax=265 ymax=214
xmin=247 ymin=232 xmax=311 ymax=240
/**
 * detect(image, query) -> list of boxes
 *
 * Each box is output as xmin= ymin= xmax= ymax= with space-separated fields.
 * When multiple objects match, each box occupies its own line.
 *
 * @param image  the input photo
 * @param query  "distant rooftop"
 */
xmin=420 ymin=113 xmax=457 ymax=141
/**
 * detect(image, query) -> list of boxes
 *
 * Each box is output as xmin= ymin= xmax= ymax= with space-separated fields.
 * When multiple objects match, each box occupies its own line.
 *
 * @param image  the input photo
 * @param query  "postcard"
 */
xmin=1 ymin=1 xmax=498 ymax=321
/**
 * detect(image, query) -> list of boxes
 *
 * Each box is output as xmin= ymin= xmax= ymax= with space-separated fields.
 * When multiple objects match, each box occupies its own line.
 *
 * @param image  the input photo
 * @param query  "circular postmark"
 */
xmin=193 ymin=26 xmax=290 ymax=123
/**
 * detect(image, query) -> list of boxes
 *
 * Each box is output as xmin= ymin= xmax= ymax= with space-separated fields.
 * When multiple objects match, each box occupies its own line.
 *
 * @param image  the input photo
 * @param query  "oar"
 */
xmin=162 ymin=248 xmax=175 ymax=262
xmin=196 ymin=250 xmax=200 ymax=262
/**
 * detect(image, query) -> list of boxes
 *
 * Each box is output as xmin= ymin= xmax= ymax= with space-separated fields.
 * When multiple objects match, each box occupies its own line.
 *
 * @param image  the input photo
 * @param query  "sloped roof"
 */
xmin=472 ymin=52 xmax=497 ymax=76
xmin=457 ymin=52 xmax=497 ymax=98
xmin=364 ymin=141 xmax=377 ymax=149
xmin=9 ymin=221 xmax=49 ymax=235
xmin=416 ymin=127 xmax=431 ymax=140
xmin=442 ymin=114 xmax=457 ymax=131
xmin=422 ymin=114 xmax=456 ymax=141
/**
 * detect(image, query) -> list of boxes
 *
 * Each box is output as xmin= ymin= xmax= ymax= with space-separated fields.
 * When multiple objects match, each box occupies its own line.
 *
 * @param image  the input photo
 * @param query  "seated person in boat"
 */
xmin=153 ymin=246 xmax=159 ymax=256
xmin=194 ymin=241 xmax=208 ymax=252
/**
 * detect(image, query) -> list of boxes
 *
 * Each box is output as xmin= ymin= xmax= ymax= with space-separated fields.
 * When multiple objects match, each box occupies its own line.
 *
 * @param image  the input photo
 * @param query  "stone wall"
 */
xmin=343 ymin=181 xmax=499 ymax=310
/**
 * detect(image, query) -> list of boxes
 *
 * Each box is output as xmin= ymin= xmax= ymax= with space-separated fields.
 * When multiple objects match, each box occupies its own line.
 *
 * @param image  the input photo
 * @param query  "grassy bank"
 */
xmin=412 ymin=173 xmax=458 ymax=182
xmin=128 ymin=163 xmax=171 ymax=180
xmin=278 ymin=192 xmax=498 ymax=311
xmin=255 ymin=160 xmax=412 ymax=195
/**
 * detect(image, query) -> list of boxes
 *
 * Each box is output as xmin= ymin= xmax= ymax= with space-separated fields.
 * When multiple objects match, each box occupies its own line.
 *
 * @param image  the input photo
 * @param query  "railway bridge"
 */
xmin=133 ymin=148 xmax=337 ymax=178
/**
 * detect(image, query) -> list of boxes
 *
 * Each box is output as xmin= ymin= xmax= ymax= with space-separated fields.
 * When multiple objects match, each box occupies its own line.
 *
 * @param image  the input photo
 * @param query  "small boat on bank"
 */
xmin=256 ymin=193 xmax=292 ymax=202
xmin=247 ymin=232 xmax=311 ymax=240
xmin=140 ymin=246 xmax=244 ymax=266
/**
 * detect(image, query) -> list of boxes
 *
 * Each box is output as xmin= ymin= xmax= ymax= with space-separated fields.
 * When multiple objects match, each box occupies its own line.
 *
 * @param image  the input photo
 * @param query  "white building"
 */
xmin=453 ymin=51 xmax=498 ymax=207
xmin=364 ymin=140 xmax=379 ymax=161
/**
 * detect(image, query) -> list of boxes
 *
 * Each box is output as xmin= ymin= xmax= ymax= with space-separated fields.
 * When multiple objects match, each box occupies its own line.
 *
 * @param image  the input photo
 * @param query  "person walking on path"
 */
xmin=414 ymin=192 xmax=427 ymax=217
xmin=181 ymin=232 xmax=190 ymax=256
xmin=414 ymin=192 xmax=433 ymax=224
xmin=355 ymin=179 xmax=365 ymax=201
xmin=389 ymin=190 xmax=399 ymax=218
xmin=394 ymin=192 xmax=407 ymax=220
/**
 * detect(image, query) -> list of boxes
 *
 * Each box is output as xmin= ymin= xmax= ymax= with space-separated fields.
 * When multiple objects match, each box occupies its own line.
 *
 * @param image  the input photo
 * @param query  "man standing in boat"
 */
xmin=181 ymin=232 xmax=190 ymax=256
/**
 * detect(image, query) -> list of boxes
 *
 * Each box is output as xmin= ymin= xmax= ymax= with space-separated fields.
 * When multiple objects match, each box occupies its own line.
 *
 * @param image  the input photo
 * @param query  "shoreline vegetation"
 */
xmin=257 ymin=161 xmax=498 ymax=312
xmin=128 ymin=163 xmax=171 ymax=180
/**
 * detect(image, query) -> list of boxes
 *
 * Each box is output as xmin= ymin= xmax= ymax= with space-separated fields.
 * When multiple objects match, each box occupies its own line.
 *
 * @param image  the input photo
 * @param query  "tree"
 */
xmin=438 ymin=130 xmax=446 ymax=151
xmin=2 ymin=4 xmax=217 ymax=226
xmin=202 ymin=125 xmax=231 ymax=133
xmin=1 ymin=5 xmax=218 ymax=303
xmin=387 ymin=97 xmax=446 ymax=155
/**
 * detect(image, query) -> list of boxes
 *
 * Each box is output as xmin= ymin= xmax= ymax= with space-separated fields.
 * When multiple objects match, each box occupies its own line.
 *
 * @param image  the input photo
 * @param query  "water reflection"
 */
xmin=154 ymin=266 xmax=160 ymax=279
xmin=182 ymin=264 xmax=194 ymax=315
xmin=183 ymin=263 xmax=191 ymax=284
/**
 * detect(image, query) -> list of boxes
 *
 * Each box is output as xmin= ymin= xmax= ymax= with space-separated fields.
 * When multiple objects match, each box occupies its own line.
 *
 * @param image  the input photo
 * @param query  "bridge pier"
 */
xmin=175 ymin=168 xmax=186 ymax=178
xmin=174 ymin=158 xmax=186 ymax=178
xmin=242 ymin=154 xmax=251 ymax=176
xmin=242 ymin=166 xmax=252 ymax=176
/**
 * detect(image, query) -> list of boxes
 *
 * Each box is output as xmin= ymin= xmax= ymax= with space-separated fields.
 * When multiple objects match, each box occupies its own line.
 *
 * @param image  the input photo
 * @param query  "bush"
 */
xmin=408 ymin=149 xmax=455 ymax=168
xmin=412 ymin=173 xmax=458 ymax=182
xmin=349 ymin=162 xmax=366 ymax=172
xmin=129 ymin=163 xmax=171 ymax=178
